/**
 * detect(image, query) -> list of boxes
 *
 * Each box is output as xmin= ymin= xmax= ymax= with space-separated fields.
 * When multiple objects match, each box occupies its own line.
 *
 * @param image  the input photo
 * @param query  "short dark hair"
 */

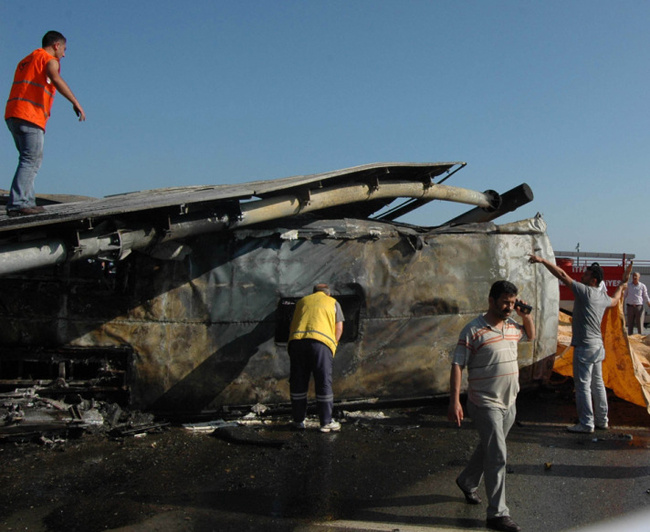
xmin=489 ymin=280 xmax=518 ymax=301
xmin=42 ymin=31 xmax=66 ymax=48
xmin=586 ymin=264 xmax=604 ymax=284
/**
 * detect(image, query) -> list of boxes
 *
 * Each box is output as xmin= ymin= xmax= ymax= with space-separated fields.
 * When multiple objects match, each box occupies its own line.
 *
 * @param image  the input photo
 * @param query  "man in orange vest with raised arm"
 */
xmin=5 ymin=31 xmax=86 ymax=217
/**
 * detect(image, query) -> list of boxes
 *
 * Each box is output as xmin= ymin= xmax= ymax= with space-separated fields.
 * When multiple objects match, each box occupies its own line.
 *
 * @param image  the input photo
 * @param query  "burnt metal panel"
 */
xmin=0 ymin=215 xmax=557 ymax=414
xmin=0 ymin=163 xmax=491 ymax=276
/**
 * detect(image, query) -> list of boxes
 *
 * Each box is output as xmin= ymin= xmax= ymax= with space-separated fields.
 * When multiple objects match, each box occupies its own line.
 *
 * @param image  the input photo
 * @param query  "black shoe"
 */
xmin=486 ymin=515 xmax=522 ymax=532
xmin=456 ymin=477 xmax=481 ymax=504
xmin=6 ymin=206 xmax=46 ymax=217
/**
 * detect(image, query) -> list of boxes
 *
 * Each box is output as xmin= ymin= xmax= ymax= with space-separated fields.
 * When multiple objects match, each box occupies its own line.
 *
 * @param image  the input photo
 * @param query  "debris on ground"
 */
xmin=342 ymin=410 xmax=389 ymax=420
xmin=182 ymin=419 xmax=238 ymax=433
xmin=0 ymin=387 xmax=168 ymax=444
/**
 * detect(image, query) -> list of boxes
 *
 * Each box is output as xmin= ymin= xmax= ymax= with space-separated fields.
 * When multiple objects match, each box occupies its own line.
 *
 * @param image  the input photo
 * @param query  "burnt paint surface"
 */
xmin=0 ymin=217 xmax=558 ymax=413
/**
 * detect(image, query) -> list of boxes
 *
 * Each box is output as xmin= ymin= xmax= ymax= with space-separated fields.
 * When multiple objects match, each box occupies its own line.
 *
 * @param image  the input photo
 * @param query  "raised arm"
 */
xmin=517 ymin=306 xmax=536 ymax=341
xmin=528 ymin=254 xmax=574 ymax=287
xmin=609 ymin=261 xmax=634 ymax=308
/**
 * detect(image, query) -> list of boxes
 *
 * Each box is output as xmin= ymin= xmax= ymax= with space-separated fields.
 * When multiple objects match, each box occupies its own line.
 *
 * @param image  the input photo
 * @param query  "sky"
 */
xmin=1 ymin=1 xmax=649 ymax=260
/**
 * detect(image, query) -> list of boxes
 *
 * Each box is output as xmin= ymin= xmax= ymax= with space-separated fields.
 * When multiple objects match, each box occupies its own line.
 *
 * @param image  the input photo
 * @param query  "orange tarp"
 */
xmin=553 ymin=300 xmax=650 ymax=412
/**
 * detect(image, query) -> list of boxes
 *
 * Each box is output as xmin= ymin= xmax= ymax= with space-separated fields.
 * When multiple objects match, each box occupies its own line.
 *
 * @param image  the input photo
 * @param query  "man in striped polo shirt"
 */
xmin=448 ymin=280 xmax=535 ymax=532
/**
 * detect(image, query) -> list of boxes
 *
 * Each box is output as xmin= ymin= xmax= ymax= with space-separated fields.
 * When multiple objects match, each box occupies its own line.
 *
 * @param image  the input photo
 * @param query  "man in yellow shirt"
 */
xmin=288 ymin=283 xmax=344 ymax=433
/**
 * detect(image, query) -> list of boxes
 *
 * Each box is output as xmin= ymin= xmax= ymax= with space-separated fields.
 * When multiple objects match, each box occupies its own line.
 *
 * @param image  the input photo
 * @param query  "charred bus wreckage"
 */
xmin=0 ymin=162 xmax=558 ymax=415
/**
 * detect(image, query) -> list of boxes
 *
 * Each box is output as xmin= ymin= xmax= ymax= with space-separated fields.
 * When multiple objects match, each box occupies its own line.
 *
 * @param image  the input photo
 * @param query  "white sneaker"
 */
xmin=567 ymin=423 xmax=594 ymax=434
xmin=319 ymin=421 xmax=341 ymax=433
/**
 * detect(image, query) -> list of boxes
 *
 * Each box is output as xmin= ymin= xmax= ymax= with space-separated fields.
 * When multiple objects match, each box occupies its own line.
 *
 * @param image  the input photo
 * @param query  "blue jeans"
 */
xmin=573 ymin=355 xmax=608 ymax=429
xmin=6 ymin=118 xmax=45 ymax=210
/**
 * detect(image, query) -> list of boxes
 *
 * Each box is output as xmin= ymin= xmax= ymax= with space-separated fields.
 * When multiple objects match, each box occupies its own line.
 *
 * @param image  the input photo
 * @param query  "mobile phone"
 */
xmin=514 ymin=300 xmax=532 ymax=314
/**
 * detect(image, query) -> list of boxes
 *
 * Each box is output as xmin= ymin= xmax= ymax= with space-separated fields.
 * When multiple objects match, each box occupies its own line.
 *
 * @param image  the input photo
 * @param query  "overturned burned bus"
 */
xmin=0 ymin=163 xmax=558 ymax=413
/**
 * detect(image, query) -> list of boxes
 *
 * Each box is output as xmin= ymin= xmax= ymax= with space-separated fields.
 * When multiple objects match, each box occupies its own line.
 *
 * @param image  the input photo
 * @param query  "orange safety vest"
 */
xmin=5 ymin=48 xmax=57 ymax=130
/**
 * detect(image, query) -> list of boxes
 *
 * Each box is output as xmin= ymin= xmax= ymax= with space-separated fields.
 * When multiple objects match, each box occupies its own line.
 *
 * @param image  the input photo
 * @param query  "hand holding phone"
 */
xmin=514 ymin=300 xmax=532 ymax=315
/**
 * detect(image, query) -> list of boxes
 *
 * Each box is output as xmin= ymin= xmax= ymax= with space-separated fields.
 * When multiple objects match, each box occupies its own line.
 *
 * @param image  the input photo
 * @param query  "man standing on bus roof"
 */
xmin=528 ymin=255 xmax=632 ymax=433
xmin=5 ymin=31 xmax=86 ymax=217
xmin=625 ymin=272 xmax=650 ymax=335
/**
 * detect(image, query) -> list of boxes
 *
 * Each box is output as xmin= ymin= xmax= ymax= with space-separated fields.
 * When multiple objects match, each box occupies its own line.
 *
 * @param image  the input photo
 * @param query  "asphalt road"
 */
xmin=1 ymin=379 xmax=649 ymax=532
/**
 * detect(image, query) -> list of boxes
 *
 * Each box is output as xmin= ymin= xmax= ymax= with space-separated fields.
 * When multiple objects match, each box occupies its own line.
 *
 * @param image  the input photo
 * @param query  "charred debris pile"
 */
xmin=0 ymin=387 xmax=168 ymax=445
xmin=0 ymin=382 xmax=438 ymax=447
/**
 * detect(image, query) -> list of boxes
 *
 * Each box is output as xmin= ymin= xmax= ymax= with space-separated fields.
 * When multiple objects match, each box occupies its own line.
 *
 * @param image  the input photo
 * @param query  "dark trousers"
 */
xmin=288 ymin=339 xmax=334 ymax=426
xmin=627 ymin=304 xmax=645 ymax=335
